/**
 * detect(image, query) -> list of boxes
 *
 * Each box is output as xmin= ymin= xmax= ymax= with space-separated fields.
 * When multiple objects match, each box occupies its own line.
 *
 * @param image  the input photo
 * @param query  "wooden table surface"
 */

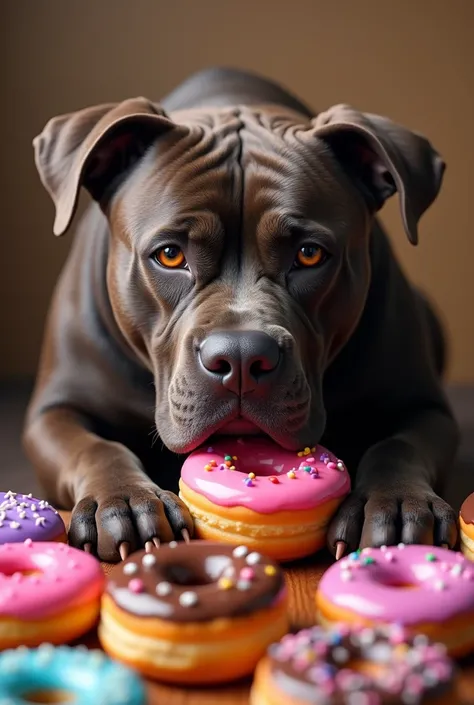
xmin=59 ymin=513 xmax=474 ymax=705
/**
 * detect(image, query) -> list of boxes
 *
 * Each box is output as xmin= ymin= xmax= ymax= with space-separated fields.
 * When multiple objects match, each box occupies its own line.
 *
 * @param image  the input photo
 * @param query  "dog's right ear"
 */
xmin=33 ymin=98 xmax=184 ymax=236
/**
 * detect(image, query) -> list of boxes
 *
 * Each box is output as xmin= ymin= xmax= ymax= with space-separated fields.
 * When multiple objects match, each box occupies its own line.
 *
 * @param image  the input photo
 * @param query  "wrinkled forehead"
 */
xmin=239 ymin=109 xmax=366 ymax=236
xmin=114 ymin=105 xmax=365 ymax=244
xmin=114 ymin=107 xmax=243 ymax=241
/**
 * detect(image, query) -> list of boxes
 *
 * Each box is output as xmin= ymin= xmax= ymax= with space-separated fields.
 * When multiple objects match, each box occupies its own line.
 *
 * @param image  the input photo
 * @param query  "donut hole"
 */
xmin=163 ymin=563 xmax=213 ymax=587
xmin=0 ymin=558 xmax=42 ymax=578
xmin=345 ymin=659 xmax=383 ymax=677
xmin=22 ymin=689 xmax=75 ymax=704
xmin=380 ymin=579 xmax=418 ymax=590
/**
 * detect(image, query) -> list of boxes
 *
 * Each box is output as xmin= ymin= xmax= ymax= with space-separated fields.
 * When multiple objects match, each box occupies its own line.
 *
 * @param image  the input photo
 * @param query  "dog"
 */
xmin=23 ymin=67 xmax=459 ymax=562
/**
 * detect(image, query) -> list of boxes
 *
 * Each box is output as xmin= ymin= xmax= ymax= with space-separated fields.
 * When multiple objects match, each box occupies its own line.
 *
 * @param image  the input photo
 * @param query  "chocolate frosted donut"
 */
xmin=105 ymin=541 xmax=284 ymax=621
xmin=460 ymin=493 xmax=474 ymax=561
xmin=251 ymin=624 xmax=455 ymax=705
xmin=99 ymin=541 xmax=289 ymax=684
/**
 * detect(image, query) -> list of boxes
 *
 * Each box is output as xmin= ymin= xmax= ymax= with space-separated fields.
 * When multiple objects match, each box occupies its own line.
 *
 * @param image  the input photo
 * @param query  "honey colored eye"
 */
xmin=153 ymin=246 xmax=186 ymax=269
xmin=295 ymin=245 xmax=326 ymax=268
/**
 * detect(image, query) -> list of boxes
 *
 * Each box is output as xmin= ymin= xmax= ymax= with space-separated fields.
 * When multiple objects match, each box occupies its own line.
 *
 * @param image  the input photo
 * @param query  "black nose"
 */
xmin=199 ymin=331 xmax=280 ymax=395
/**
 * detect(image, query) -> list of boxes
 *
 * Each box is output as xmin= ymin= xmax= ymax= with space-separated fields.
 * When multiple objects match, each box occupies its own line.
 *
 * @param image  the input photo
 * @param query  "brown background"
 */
xmin=1 ymin=0 xmax=473 ymax=382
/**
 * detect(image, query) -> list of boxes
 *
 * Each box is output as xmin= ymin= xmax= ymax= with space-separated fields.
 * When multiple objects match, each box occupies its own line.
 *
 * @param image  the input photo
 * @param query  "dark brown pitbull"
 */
xmin=24 ymin=67 xmax=459 ymax=562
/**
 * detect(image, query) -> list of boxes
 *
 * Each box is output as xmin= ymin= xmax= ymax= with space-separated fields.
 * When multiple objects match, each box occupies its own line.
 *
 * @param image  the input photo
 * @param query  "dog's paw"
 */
xmin=327 ymin=485 xmax=458 ymax=559
xmin=68 ymin=485 xmax=194 ymax=562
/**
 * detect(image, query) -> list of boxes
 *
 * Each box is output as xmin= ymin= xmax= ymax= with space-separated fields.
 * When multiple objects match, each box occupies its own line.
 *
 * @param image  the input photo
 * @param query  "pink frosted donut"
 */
xmin=179 ymin=437 xmax=350 ymax=561
xmin=316 ymin=543 xmax=474 ymax=656
xmin=0 ymin=491 xmax=66 ymax=543
xmin=0 ymin=540 xmax=105 ymax=648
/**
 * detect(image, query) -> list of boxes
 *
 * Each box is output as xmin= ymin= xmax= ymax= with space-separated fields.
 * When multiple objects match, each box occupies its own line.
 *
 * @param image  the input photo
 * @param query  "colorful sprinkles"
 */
xmin=179 ymin=591 xmax=198 ymax=607
xmin=156 ymin=581 xmax=172 ymax=596
xmin=128 ymin=578 xmax=144 ymax=594
xmin=233 ymin=545 xmax=248 ymax=558
xmin=218 ymin=577 xmax=233 ymax=590
xmin=337 ymin=543 xmax=474 ymax=595
xmin=246 ymin=552 xmax=262 ymax=565
xmin=297 ymin=446 xmax=316 ymax=457
xmin=266 ymin=624 xmax=453 ymax=705
xmin=200 ymin=446 xmax=347 ymax=485
xmin=142 ymin=554 xmax=157 ymax=568
xmin=120 ymin=544 xmax=280 ymax=606
xmin=123 ymin=562 xmax=139 ymax=576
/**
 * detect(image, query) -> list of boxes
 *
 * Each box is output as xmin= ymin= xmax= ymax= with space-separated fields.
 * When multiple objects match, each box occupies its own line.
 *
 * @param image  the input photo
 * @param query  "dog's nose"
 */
xmin=199 ymin=331 xmax=280 ymax=395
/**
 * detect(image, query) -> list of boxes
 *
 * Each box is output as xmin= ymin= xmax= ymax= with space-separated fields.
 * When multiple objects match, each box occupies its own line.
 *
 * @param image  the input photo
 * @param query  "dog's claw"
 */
xmin=119 ymin=542 xmax=130 ymax=561
xmin=181 ymin=527 xmax=191 ymax=543
xmin=335 ymin=541 xmax=347 ymax=561
xmin=145 ymin=540 xmax=156 ymax=553
xmin=83 ymin=542 xmax=93 ymax=554
xmin=152 ymin=536 xmax=161 ymax=549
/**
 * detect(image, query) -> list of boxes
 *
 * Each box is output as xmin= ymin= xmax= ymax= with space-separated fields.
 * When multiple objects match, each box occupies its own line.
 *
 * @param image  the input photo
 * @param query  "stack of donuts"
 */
xmin=0 ymin=467 xmax=473 ymax=704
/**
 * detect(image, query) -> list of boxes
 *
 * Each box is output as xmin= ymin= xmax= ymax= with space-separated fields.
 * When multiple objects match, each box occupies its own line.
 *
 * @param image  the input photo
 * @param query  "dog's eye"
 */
xmin=153 ymin=246 xmax=187 ymax=269
xmin=295 ymin=245 xmax=327 ymax=268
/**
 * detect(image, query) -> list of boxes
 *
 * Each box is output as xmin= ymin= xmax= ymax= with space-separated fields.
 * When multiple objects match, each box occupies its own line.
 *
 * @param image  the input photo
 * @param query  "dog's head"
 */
xmin=33 ymin=96 xmax=444 ymax=452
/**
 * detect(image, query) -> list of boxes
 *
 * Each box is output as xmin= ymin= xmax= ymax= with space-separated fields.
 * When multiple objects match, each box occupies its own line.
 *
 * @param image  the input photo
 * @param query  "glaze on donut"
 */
xmin=316 ymin=544 xmax=474 ymax=656
xmin=0 ymin=644 xmax=146 ymax=705
xmin=0 ymin=540 xmax=105 ymax=648
xmin=99 ymin=541 xmax=289 ymax=683
xmin=179 ymin=437 xmax=350 ymax=560
xmin=0 ymin=491 xmax=66 ymax=543
xmin=250 ymin=624 xmax=455 ymax=705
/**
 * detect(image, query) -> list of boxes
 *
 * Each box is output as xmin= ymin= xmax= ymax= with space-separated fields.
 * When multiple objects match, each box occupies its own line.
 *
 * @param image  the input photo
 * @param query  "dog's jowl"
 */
xmin=24 ymin=67 xmax=459 ymax=561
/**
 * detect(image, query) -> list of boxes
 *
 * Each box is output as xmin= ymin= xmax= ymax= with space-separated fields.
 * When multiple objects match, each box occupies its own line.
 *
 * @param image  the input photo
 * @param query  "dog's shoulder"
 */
xmin=29 ymin=202 xmax=154 ymax=426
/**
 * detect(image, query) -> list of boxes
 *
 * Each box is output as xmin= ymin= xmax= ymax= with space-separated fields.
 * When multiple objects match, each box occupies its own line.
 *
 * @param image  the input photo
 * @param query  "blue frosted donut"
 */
xmin=0 ymin=644 xmax=146 ymax=705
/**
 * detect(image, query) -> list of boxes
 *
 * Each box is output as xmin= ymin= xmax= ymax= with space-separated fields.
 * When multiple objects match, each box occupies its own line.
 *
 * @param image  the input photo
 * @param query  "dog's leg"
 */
xmin=322 ymin=221 xmax=460 ymax=557
xmin=327 ymin=407 xmax=459 ymax=556
xmin=23 ymin=408 xmax=193 ymax=562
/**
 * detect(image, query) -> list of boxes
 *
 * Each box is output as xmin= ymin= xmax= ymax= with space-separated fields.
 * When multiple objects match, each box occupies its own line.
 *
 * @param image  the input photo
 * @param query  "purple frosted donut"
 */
xmin=0 ymin=491 xmax=66 ymax=544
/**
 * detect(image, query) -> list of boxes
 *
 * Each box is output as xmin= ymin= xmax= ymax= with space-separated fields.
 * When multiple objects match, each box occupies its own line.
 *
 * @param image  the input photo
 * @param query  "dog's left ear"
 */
xmin=311 ymin=105 xmax=445 ymax=244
